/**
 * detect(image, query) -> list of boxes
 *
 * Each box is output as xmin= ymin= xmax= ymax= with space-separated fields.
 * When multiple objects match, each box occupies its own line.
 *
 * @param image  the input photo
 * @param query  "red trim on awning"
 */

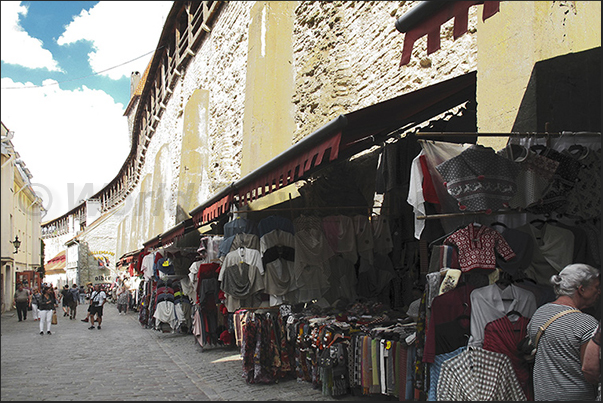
xmin=399 ymin=1 xmax=500 ymax=66
xmin=191 ymin=132 xmax=341 ymax=225
xmin=236 ymin=131 xmax=341 ymax=206
xmin=189 ymin=71 xmax=476 ymax=229
xmin=198 ymin=194 xmax=233 ymax=225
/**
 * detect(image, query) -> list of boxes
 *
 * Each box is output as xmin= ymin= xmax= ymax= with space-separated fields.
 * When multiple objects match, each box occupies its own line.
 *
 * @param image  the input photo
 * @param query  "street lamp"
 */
xmin=10 ymin=236 xmax=21 ymax=254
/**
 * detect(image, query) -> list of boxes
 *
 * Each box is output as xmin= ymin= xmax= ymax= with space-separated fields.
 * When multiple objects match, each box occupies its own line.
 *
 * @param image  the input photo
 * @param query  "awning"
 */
xmin=188 ymin=70 xmax=476 ymax=228
xmin=117 ymin=248 xmax=143 ymax=268
xmin=143 ymin=218 xmax=195 ymax=250
xmin=396 ymin=1 xmax=500 ymax=66
xmin=44 ymin=250 xmax=66 ymax=275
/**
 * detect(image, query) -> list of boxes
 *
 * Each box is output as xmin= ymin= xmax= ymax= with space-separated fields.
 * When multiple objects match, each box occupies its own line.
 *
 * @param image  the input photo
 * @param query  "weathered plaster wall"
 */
xmin=111 ymin=0 xmax=480 ymax=256
xmin=476 ymin=1 xmax=601 ymax=150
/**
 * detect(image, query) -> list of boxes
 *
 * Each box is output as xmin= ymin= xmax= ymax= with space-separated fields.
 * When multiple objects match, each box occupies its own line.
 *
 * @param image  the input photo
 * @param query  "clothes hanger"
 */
xmin=529 ymin=218 xmax=546 ymax=229
xmin=489 ymin=221 xmax=507 ymax=229
xmin=506 ymin=309 xmax=522 ymax=317
xmin=428 ymin=224 xmax=467 ymax=248
xmin=496 ymin=272 xmax=513 ymax=289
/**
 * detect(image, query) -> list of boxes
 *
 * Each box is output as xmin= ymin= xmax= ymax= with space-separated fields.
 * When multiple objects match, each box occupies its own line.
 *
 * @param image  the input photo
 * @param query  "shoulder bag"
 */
xmin=535 ymin=308 xmax=581 ymax=348
xmin=518 ymin=308 xmax=580 ymax=363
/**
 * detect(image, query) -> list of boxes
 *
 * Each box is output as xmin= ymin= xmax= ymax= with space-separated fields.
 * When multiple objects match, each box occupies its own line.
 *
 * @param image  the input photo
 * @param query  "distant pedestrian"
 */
xmin=68 ymin=284 xmax=80 ymax=320
xmin=38 ymin=286 xmax=57 ymax=335
xmin=13 ymin=283 xmax=31 ymax=322
xmin=89 ymin=284 xmax=107 ymax=330
xmin=79 ymin=285 xmax=86 ymax=304
xmin=60 ymin=285 xmax=73 ymax=317
xmin=116 ymin=283 xmax=129 ymax=315
xmin=30 ymin=286 xmax=41 ymax=321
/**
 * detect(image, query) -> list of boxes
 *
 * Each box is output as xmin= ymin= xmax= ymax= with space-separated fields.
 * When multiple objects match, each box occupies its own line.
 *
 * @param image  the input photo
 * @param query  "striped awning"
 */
xmin=45 ymin=250 xmax=66 ymax=275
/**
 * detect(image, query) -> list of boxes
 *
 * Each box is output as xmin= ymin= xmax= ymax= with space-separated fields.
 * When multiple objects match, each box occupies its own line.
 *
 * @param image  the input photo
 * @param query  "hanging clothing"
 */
xmin=220 ymin=247 xmax=264 ymax=312
xmin=467 ymin=284 xmax=537 ymax=347
xmin=564 ymin=147 xmax=601 ymax=220
xmin=526 ymin=147 xmax=581 ymax=215
xmin=516 ymin=222 xmax=574 ymax=285
xmin=436 ymin=347 xmax=527 ymax=401
xmin=292 ymin=227 xmax=334 ymax=303
xmin=435 ymin=144 xmax=519 ymax=212
xmin=140 ymin=252 xmax=156 ymax=281
xmin=260 ymin=229 xmax=296 ymax=305
xmin=497 ymin=144 xmax=559 ymax=210
xmin=443 ymin=223 xmax=516 ymax=272
xmin=482 ymin=314 xmax=532 ymax=399
xmin=494 ymin=227 xmax=534 ymax=276
xmin=427 ymin=346 xmax=466 ymax=401
xmin=224 ymin=217 xmax=259 ymax=238
xmin=322 ymin=215 xmax=358 ymax=264
xmin=353 ymin=215 xmax=374 ymax=264
xmin=423 ymin=283 xmax=476 ymax=364
xmin=408 ymin=151 xmax=428 ymax=240
xmin=258 ymin=215 xmax=295 ymax=237
xmin=371 ymin=215 xmax=393 ymax=257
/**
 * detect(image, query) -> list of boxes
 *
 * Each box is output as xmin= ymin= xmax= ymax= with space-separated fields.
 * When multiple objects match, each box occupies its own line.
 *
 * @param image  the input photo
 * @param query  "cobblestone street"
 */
xmin=1 ymin=304 xmax=367 ymax=401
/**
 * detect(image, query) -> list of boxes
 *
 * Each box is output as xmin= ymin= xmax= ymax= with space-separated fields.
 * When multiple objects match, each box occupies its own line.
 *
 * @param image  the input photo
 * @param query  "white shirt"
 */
xmin=468 ymin=284 xmax=537 ymax=347
xmin=91 ymin=290 xmax=107 ymax=306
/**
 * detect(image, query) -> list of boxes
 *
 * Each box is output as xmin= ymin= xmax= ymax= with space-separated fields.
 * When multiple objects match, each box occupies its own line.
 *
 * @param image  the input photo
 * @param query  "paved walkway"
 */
xmin=1 ymin=304 xmax=369 ymax=401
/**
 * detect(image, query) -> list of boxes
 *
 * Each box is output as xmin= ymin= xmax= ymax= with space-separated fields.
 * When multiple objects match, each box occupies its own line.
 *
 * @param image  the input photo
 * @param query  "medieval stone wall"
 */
xmin=103 ymin=1 xmax=480 ymax=257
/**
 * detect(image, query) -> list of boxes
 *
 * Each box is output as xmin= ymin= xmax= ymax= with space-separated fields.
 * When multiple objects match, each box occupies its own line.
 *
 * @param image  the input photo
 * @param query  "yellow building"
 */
xmin=1 ymin=122 xmax=45 ymax=312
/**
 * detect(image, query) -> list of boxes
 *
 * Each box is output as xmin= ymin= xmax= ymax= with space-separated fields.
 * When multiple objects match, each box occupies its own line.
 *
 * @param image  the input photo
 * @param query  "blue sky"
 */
xmin=1 ymin=1 xmax=173 ymax=221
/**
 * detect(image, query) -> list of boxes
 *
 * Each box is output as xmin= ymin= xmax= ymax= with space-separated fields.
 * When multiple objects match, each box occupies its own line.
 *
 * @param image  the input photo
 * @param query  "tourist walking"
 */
xmin=13 ymin=283 xmax=31 ymax=322
xmin=116 ymin=282 xmax=129 ymax=315
xmin=30 ymin=286 xmax=41 ymax=321
xmin=88 ymin=284 xmax=107 ymax=330
xmin=527 ymin=263 xmax=600 ymax=401
xmin=59 ymin=285 xmax=73 ymax=317
xmin=79 ymin=285 xmax=86 ymax=304
xmin=68 ymin=284 xmax=80 ymax=319
xmin=38 ymin=286 xmax=57 ymax=335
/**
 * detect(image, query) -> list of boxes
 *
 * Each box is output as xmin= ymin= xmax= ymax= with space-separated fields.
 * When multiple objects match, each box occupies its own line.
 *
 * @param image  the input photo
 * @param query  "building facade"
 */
xmin=1 ymin=122 xmax=45 ymax=312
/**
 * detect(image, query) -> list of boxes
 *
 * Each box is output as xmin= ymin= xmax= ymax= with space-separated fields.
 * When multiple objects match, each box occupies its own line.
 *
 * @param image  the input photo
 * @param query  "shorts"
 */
xmin=90 ymin=305 xmax=104 ymax=317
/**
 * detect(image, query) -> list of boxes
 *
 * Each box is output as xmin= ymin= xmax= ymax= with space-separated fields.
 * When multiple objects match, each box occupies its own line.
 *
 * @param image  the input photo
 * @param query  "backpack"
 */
xmin=63 ymin=288 xmax=73 ymax=303
xmin=70 ymin=288 xmax=79 ymax=301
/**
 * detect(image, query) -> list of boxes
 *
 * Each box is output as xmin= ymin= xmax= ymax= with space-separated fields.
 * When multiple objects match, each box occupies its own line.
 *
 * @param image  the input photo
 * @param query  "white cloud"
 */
xmin=0 ymin=1 xmax=62 ymax=71
xmin=58 ymin=1 xmax=173 ymax=80
xmin=1 ymin=77 xmax=130 ymax=222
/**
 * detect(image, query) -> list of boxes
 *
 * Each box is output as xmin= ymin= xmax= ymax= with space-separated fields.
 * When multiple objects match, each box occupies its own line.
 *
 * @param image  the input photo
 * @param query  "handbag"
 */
xmin=51 ymin=311 xmax=58 ymax=325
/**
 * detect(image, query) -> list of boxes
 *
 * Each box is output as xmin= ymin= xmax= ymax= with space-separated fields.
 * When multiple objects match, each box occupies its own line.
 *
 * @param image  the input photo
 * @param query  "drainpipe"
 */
xmin=395 ymin=1 xmax=450 ymax=33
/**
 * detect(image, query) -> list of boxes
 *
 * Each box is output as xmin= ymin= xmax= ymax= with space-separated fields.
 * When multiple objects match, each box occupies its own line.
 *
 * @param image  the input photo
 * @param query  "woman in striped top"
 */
xmin=527 ymin=263 xmax=600 ymax=401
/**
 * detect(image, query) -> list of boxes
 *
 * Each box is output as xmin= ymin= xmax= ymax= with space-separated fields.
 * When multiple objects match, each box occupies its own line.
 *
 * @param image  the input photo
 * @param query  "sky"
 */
xmin=1 ymin=1 xmax=174 ymax=222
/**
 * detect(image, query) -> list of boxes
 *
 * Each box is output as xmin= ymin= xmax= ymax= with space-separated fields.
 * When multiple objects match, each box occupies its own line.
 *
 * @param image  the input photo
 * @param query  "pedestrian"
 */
xmin=68 ymin=284 xmax=80 ymax=320
xmin=59 ymin=284 xmax=73 ymax=317
xmin=38 ymin=286 xmax=57 ymax=335
xmin=527 ymin=263 xmax=600 ymax=401
xmin=30 ymin=286 xmax=41 ymax=321
xmin=116 ymin=282 xmax=129 ymax=315
xmin=88 ymin=284 xmax=107 ymax=330
xmin=79 ymin=285 xmax=86 ymax=304
xmin=13 ymin=283 xmax=31 ymax=322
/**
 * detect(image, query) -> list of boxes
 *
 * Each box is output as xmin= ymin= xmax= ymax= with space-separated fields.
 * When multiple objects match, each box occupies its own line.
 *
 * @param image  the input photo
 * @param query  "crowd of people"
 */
xmin=12 ymin=276 xmax=134 ymax=335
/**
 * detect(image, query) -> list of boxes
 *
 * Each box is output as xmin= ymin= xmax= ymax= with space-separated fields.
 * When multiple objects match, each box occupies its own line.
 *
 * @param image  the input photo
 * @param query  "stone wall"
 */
xmin=96 ymin=1 xmax=481 ymax=257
